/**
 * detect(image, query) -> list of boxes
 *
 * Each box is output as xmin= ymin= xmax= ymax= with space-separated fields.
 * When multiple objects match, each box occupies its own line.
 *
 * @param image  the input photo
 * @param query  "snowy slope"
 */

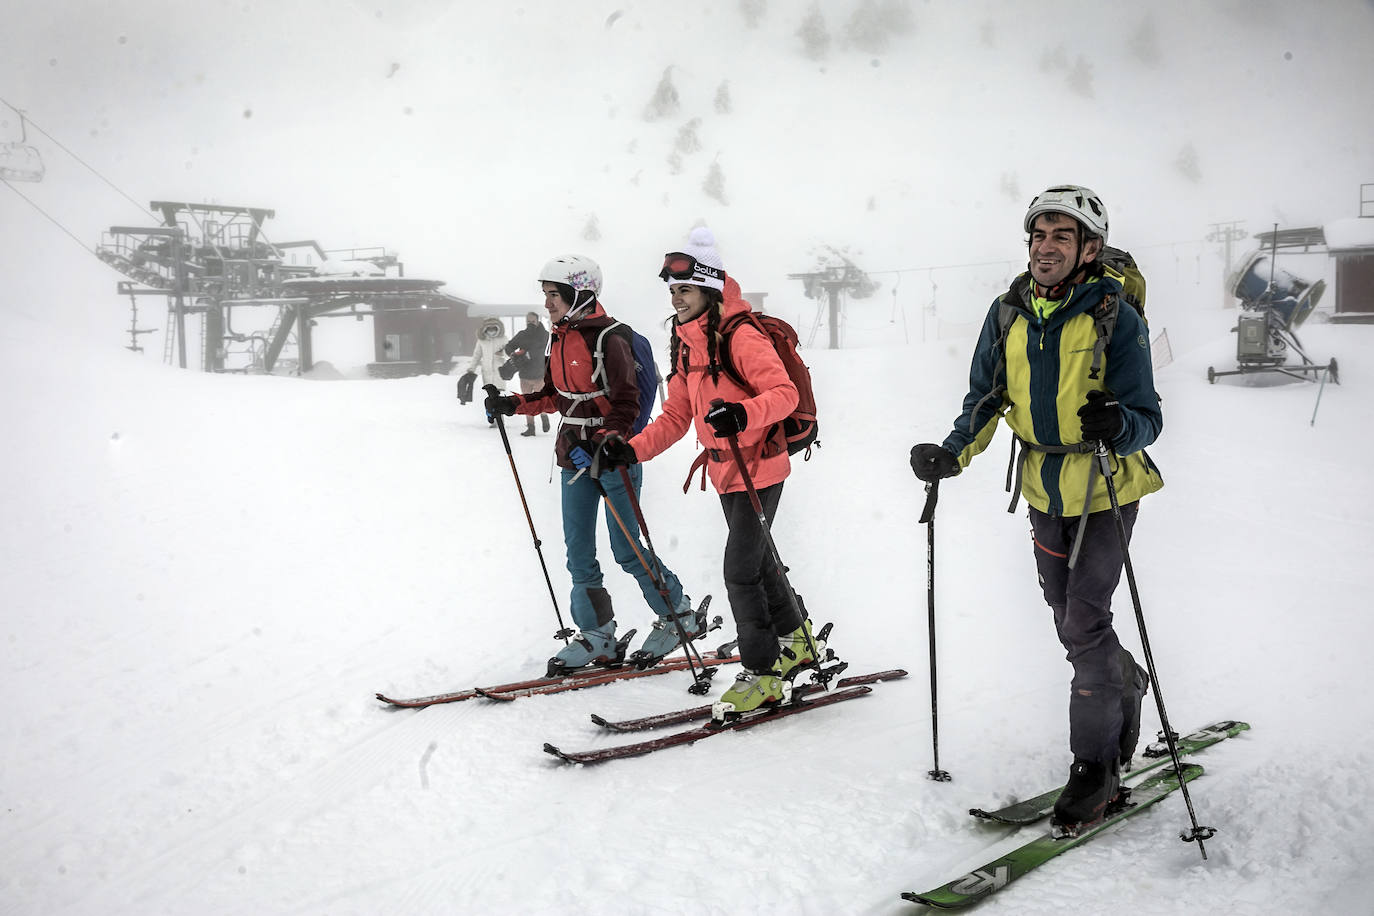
xmin=4 ymin=2 xmax=1374 ymax=913
xmin=1 ymin=302 xmax=1371 ymax=914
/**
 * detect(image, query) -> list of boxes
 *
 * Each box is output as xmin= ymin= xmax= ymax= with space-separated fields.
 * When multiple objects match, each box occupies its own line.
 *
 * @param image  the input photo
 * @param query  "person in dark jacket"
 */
xmin=503 ymin=311 xmax=551 ymax=436
xmin=910 ymin=185 xmax=1161 ymax=835
xmin=484 ymin=255 xmax=696 ymax=673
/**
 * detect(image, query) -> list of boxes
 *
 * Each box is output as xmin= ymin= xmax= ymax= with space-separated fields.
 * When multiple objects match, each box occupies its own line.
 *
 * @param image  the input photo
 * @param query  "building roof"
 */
xmin=1324 ymin=217 xmax=1374 ymax=252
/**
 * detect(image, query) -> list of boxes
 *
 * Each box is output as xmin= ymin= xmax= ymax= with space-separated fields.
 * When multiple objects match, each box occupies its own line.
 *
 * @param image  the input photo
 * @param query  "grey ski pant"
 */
xmin=1029 ymin=502 xmax=1139 ymax=765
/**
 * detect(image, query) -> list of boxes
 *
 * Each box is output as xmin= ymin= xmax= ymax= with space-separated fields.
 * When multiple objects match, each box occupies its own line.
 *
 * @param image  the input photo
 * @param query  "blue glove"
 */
xmin=569 ymin=439 xmax=595 ymax=470
xmin=705 ymin=401 xmax=748 ymax=437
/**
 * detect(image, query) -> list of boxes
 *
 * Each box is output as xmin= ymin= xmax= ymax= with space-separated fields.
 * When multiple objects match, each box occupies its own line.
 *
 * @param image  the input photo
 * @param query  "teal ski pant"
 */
xmin=560 ymin=465 xmax=684 ymax=632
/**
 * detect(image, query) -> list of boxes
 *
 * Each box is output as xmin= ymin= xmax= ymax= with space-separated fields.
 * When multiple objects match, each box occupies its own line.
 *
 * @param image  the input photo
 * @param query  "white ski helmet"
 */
xmin=1024 ymin=185 xmax=1109 ymax=243
xmin=538 ymin=255 xmax=603 ymax=299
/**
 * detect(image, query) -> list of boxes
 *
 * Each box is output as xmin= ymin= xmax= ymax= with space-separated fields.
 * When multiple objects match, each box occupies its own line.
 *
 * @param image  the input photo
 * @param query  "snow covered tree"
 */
xmin=643 ymin=67 xmax=680 ymax=121
xmin=1067 ymin=55 xmax=1094 ymax=98
xmin=703 ymin=159 xmax=729 ymax=205
xmin=582 ymin=214 xmax=601 ymax=242
xmin=1175 ymin=143 xmax=1202 ymax=183
xmin=675 ymin=117 xmax=703 ymax=155
xmin=1129 ymin=15 xmax=1163 ymax=67
xmin=714 ymin=81 xmax=733 ymax=115
xmin=797 ymin=6 xmax=830 ymax=61
xmin=846 ymin=0 xmax=914 ymax=54
xmin=740 ymin=0 xmax=766 ymax=28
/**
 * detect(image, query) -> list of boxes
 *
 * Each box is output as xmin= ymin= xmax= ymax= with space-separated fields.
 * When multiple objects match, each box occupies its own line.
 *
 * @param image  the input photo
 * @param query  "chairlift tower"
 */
xmin=788 ymin=250 xmax=878 ymax=350
xmin=98 ymin=201 xmax=301 ymax=371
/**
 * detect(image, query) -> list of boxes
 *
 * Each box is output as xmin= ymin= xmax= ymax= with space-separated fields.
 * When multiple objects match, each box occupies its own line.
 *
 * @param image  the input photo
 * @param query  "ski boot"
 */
xmin=711 ymin=666 xmax=789 ymax=722
xmin=1051 ymin=757 xmax=1122 ymax=837
xmin=1118 ymin=649 xmax=1151 ymax=771
xmin=776 ymin=618 xmax=825 ymax=681
xmin=631 ymin=595 xmax=705 ymax=667
xmin=546 ymin=621 xmax=625 ymax=676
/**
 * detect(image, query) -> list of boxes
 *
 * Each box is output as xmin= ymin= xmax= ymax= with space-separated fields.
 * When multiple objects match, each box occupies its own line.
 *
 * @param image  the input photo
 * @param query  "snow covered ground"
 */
xmin=5 ymin=2 xmax=1374 ymax=913
xmin=2 ymin=299 xmax=1371 ymax=914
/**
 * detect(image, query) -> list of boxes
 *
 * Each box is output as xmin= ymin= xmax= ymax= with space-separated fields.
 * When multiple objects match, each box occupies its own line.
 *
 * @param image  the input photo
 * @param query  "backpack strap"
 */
xmin=1086 ymin=293 xmax=1119 ymax=381
xmin=968 ymin=290 xmax=1021 ymax=433
xmin=553 ymin=321 xmax=620 ymax=404
xmin=714 ymin=312 xmax=759 ymax=394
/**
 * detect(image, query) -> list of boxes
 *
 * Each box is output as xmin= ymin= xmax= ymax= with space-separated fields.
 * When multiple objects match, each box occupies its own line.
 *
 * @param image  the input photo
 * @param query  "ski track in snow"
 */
xmin=4 ymin=284 xmax=1374 ymax=911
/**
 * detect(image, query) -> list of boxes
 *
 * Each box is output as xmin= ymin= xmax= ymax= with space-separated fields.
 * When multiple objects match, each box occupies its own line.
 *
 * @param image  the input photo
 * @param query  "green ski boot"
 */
xmin=711 ymin=667 xmax=789 ymax=721
xmin=776 ymin=619 xmax=825 ymax=681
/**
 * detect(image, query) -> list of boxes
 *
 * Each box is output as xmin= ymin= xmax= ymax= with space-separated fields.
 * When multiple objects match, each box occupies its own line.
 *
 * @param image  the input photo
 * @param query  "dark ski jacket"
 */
xmin=942 ymin=268 xmax=1163 ymax=517
xmin=503 ymin=322 xmax=550 ymax=381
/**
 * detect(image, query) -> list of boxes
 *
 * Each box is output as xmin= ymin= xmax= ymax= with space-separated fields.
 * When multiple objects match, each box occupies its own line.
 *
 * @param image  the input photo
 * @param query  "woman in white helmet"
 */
xmin=484 ymin=255 xmax=700 ymax=673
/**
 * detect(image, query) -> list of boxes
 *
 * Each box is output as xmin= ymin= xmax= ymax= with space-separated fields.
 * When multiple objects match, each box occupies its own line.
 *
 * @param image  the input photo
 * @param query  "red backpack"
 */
xmin=717 ymin=312 xmax=820 ymax=459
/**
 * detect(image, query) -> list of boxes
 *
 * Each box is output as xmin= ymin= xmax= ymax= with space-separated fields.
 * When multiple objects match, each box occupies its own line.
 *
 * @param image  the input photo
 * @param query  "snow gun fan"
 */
xmin=1208 ymin=248 xmax=1338 ymax=385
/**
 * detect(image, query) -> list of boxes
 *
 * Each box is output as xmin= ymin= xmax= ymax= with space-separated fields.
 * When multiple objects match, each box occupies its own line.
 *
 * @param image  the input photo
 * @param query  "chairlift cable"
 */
xmin=0 ymin=96 xmax=153 ymax=220
xmin=0 ymin=178 xmax=100 ymax=257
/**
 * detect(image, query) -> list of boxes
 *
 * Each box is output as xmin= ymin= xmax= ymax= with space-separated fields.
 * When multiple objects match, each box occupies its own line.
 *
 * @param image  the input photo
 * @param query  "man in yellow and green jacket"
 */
xmin=910 ymin=185 xmax=1162 ymax=834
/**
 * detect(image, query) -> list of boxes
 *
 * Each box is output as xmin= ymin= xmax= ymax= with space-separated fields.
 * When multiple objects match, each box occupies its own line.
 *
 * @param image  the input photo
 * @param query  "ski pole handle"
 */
xmin=919 ymin=480 xmax=939 ymax=525
xmin=483 ymin=384 xmax=514 ymax=455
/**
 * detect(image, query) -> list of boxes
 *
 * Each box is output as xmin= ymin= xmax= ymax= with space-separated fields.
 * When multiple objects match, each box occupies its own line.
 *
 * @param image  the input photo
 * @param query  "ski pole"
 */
xmin=604 ymin=455 xmax=717 ymax=679
xmin=484 ymin=384 xmax=571 ymax=644
xmin=710 ymin=400 xmax=830 ymax=687
xmin=919 ymin=480 xmax=952 ymax=782
xmin=585 ymin=452 xmax=714 ymax=695
xmin=1093 ymin=440 xmax=1214 ymax=859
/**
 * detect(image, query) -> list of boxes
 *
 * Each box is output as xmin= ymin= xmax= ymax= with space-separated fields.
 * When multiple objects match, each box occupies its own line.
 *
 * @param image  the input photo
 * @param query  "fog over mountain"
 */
xmin=3 ymin=1 xmax=1371 ymax=361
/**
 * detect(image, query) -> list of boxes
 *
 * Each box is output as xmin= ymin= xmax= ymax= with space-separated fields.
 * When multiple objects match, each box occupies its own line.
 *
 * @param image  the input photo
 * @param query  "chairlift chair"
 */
xmin=0 ymin=106 xmax=44 ymax=182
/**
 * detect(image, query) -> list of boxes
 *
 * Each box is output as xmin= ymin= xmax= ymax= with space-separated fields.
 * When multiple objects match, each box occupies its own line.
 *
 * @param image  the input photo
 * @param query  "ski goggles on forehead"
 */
xmin=659 ymin=252 xmax=722 ymax=282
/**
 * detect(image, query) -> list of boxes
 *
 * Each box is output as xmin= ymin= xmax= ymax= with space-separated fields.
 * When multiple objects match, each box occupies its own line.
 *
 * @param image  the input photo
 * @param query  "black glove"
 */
xmin=705 ymin=401 xmax=748 ymax=438
xmin=909 ymin=443 xmax=960 ymax=483
xmin=1077 ymin=390 xmax=1123 ymax=443
xmin=599 ymin=434 xmax=638 ymax=470
xmin=484 ymin=393 xmax=519 ymax=420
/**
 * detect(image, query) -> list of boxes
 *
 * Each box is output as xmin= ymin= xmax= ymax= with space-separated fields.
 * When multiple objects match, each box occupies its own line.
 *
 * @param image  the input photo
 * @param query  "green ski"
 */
xmin=903 ymin=763 xmax=1204 ymax=909
xmin=969 ymin=720 xmax=1248 ymax=825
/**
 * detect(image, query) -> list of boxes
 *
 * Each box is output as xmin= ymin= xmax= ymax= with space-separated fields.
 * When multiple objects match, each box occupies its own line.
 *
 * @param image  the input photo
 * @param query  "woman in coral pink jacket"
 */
xmin=603 ymin=228 xmax=825 ymax=718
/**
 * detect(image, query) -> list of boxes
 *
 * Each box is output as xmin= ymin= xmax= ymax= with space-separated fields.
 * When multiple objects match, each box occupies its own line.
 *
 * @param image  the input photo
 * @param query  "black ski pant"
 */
xmin=1029 ymin=501 xmax=1140 ymax=766
xmin=719 ymin=483 xmax=801 ymax=673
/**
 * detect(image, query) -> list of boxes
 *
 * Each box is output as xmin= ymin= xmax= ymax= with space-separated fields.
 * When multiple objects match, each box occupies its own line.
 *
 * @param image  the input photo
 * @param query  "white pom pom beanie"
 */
xmin=674 ymin=226 xmax=726 ymax=291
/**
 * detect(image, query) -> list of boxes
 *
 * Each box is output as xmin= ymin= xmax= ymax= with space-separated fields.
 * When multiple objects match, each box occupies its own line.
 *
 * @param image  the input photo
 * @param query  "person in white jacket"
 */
xmin=467 ymin=318 xmax=508 ymax=425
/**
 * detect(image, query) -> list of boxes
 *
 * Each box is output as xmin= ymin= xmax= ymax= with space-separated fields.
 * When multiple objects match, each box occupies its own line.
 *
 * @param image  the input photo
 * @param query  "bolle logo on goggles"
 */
xmin=659 ymin=252 xmax=722 ymax=282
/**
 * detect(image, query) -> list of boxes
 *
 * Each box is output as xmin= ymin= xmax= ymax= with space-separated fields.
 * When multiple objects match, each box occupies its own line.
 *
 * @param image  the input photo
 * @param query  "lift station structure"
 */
xmin=97 ymin=201 xmax=483 ymax=377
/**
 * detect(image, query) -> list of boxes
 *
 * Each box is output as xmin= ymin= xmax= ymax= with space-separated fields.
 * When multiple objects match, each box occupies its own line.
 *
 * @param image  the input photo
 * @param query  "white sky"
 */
xmin=3 ymin=0 xmax=1372 ymax=353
